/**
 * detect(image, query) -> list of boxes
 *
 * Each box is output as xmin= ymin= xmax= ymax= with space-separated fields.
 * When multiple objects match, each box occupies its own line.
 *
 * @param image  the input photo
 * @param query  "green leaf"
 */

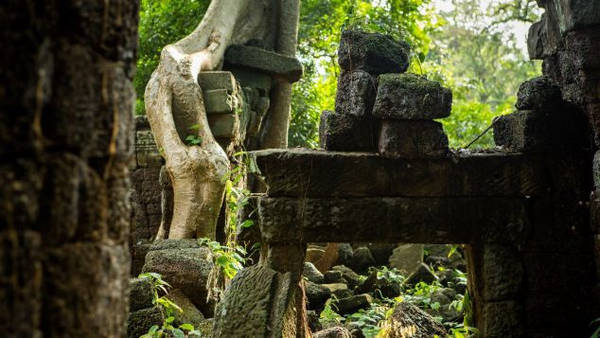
xmin=179 ymin=323 xmax=194 ymax=331
xmin=240 ymin=219 xmax=254 ymax=228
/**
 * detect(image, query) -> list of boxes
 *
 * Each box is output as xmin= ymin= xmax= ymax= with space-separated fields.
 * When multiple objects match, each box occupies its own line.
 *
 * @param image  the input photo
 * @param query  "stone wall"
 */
xmin=528 ymin=0 xmax=600 ymax=330
xmin=130 ymin=116 xmax=164 ymax=275
xmin=0 ymin=1 xmax=138 ymax=336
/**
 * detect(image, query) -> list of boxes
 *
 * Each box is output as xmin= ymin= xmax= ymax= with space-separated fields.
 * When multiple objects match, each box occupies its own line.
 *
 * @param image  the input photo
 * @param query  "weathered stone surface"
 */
xmin=389 ymin=244 xmax=424 ymax=276
xmin=165 ymin=289 xmax=205 ymax=328
xmin=516 ymin=76 xmax=562 ymax=111
xmin=135 ymin=128 xmax=163 ymax=167
xmin=319 ymin=111 xmax=378 ymax=151
xmin=338 ymin=30 xmax=410 ymax=75
xmin=213 ymin=265 xmax=301 ymax=337
xmin=314 ymin=326 xmax=352 ymax=338
xmin=204 ymin=89 xmax=235 ymax=114
xmin=331 ymin=265 xmax=363 ymax=290
xmin=251 ymin=149 xmax=552 ymax=198
xmin=336 ymin=244 xmax=354 ymax=267
xmin=335 ymin=71 xmax=377 ymax=117
xmin=142 ymin=240 xmax=215 ymax=315
xmin=372 ymin=74 xmax=452 ymax=120
xmin=405 ymin=263 xmax=438 ymax=285
xmin=378 ymin=120 xmax=449 ymax=159
xmin=324 ymin=270 xmax=344 ymax=283
xmin=229 ymin=67 xmax=273 ymax=93
xmin=303 ymin=261 xmax=325 ymax=283
xmin=482 ymin=245 xmax=523 ymax=301
xmin=306 ymin=280 xmax=331 ymax=311
xmin=127 ymin=306 xmax=164 ymax=338
xmin=321 ymin=283 xmax=351 ymax=299
xmin=493 ymin=108 xmax=587 ymax=151
xmin=224 ymin=45 xmax=303 ymax=82
xmin=481 ymin=301 xmax=523 ymax=337
xmin=539 ymin=0 xmax=600 ymax=34
xmin=129 ymin=277 xmax=155 ymax=312
xmin=385 ymin=302 xmax=448 ymax=338
xmin=258 ymin=197 xmax=530 ymax=245
xmin=197 ymin=71 xmax=236 ymax=92
xmin=350 ymin=247 xmax=376 ymax=274
xmin=207 ymin=113 xmax=240 ymax=138
xmin=333 ymin=294 xmax=373 ymax=315
xmin=366 ymin=243 xmax=396 ymax=266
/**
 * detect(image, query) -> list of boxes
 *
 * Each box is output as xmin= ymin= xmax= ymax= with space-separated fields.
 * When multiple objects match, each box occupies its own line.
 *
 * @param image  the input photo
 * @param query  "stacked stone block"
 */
xmin=320 ymin=30 xmax=451 ymax=159
xmin=493 ymin=76 xmax=588 ymax=152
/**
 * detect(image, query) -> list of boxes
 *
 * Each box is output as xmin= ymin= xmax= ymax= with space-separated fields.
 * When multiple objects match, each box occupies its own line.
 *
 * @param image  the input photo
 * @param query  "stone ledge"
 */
xmin=257 ymin=197 xmax=530 ymax=245
xmin=250 ymin=148 xmax=552 ymax=198
xmin=224 ymin=45 xmax=303 ymax=82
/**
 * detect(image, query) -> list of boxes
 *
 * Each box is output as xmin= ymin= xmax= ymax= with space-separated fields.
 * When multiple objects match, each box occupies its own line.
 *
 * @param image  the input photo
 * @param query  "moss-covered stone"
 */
xmin=373 ymin=73 xmax=452 ymax=120
xmin=338 ymin=30 xmax=410 ymax=75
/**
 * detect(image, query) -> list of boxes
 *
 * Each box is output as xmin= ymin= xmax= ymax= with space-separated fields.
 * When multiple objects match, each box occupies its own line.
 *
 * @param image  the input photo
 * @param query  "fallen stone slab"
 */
xmin=372 ymin=73 xmax=452 ymax=120
xmin=224 ymin=45 xmax=303 ymax=82
xmin=335 ymin=70 xmax=377 ymax=117
xmin=250 ymin=148 xmax=560 ymax=198
xmin=338 ymin=30 xmax=410 ymax=75
xmin=318 ymin=111 xmax=378 ymax=151
xmin=333 ymin=294 xmax=373 ymax=315
xmin=378 ymin=120 xmax=449 ymax=159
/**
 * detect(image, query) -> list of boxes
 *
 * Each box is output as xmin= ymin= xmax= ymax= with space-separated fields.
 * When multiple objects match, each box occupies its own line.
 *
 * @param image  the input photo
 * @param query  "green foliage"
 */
xmin=346 ymin=302 xmax=391 ymax=337
xmin=591 ymin=318 xmax=600 ymax=338
xmin=197 ymin=238 xmax=247 ymax=279
xmin=138 ymin=273 xmax=202 ymax=338
xmin=136 ymin=0 xmax=209 ymax=115
xmin=319 ymin=298 xmax=344 ymax=325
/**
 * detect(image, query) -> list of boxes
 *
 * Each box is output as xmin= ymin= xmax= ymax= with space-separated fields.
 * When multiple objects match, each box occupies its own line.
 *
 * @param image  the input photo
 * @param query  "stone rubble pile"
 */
xmin=319 ymin=30 xmax=452 ymax=159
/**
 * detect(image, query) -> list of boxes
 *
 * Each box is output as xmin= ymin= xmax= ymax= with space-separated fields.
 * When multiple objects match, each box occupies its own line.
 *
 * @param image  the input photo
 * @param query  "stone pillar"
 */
xmin=0 ymin=1 xmax=138 ymax=336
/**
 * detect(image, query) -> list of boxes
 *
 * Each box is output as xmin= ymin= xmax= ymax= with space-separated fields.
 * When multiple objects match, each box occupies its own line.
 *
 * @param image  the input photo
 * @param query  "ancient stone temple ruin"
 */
xmin=126 ymin=1 xmax=600 ymax=333
xmin=4 ymin=0 xmax=600 ymax=337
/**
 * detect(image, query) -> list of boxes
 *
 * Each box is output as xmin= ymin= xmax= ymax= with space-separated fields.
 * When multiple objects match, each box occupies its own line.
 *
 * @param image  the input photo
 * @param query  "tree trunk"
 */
xmin=145 ymin=0 xmax=283 ymax=239
xmin=0 ymin=1 xmax=138 ymax=336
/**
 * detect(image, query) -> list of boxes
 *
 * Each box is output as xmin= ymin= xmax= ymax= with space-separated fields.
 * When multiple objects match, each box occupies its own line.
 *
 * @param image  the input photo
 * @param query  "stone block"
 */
xmin=405 ymin=263 xmax=438 ymax=285
xmin=318 ymin=111 xmax=377 ymax=151
xmin=303 ymin=262 xmax=325 ymax=284
xmin=258 ymin=197 xmax=529 ymax=244
xmin=142 ymin=240 xmax=215 ymax=315
xmin=546 ymin=0 xmax=600 ymax=34
xmin=305 ymin=281 xmax=331 ymax=311
xmin=204 ymin=89 xmax=234 ymax=114
xmin=372 ymin=73 xmax=452 ymax=120
xmin=129 ymin=277 xmax=155 ymax=311
xmin=335 ymin=70 xmax=377 ymax=116
xmin=482 ymin=245 xmax=523 ymax=301
xmin=127 ymin=306 xmax=163 ymax=338
xmin=197 ymin=71 xmax=236 ymax=92
xmin=389 ymin=244 xmax=424 ymax=276
xmin=378 ymin=120 xmax=449 ymax=159
xmin=338 ymin=30 xmax=410 ymax=75
xmin=481 ymin=301 xmax=523 ymax=337
xmin=313 ymin=327 xmax=352 ymax=338
xmin=165 ymin=289 xmax=205 ymax=328
xmin=493 ymin=109 xmax=587 ymax=152
xmin=135 ymin=129 xmax=163 ymax=167
xmin=333 ymin=294 xmax=373 ymax=315
xmin=516 ymin=76 xmax=562 ymax=111
xmin=229 ymin=67 xmax=272 ymax=93
xmin=208 ymin=113 xmax=239 ymax=139
xmin=250 ymin=148 xmax=550 ymax=198
xmin=224 ymin=45 xmax=303 ymax=82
